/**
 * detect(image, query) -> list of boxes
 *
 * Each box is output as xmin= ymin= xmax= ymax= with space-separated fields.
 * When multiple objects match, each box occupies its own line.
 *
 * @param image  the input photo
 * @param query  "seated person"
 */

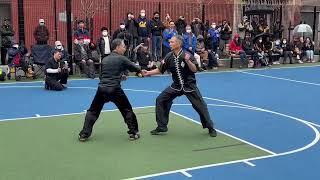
xmin=45 ymin=49 xmax=69 ymax=91
xmin=133 ymin=40 xmax=156 ymax=70
xmin=74 ymin=36 xmax=95 ymax=78
xmin=272 ymin=39 xmax=283 ymax=65
xmin=242 ymin=34 xmax=257 ymax=67
xmin=281 ymin=38 xmax=294 ymax=64
xmin=303 ymin=37 xmax=315 ymax=63
xmin=7 ymin=41 xmax=33 ymax=79
xmin=229 ymin=34 xmax=247 ymax=68
xmin=254 ymin=37 xmax=268 ymax=66
xmin=293 ymin=37 xmax=304 ymax=63
xmin=54 ymin=40 xmax=70 ymax=64
xmin=196 ymin=35 xmax=209 ymax=65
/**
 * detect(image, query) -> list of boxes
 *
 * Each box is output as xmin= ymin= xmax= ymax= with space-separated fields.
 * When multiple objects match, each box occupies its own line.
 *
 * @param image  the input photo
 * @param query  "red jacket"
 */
xmin=229 ymin=34 xmax=243 ymax=53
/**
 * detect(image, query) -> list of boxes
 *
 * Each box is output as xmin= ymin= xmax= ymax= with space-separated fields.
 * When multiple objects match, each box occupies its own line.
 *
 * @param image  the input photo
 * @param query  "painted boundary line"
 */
xmin=238 ymin=71 xmax=320 ymax=86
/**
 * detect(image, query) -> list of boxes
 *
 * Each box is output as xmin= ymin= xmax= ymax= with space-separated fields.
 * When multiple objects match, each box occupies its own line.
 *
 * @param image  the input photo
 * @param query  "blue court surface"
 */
xmin=1 ymin=65 xmax=320 ymax=180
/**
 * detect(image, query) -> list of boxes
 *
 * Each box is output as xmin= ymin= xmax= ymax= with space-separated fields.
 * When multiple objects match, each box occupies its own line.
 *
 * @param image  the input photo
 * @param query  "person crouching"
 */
xmin=45 ymin=49 xmax=69 ymax=91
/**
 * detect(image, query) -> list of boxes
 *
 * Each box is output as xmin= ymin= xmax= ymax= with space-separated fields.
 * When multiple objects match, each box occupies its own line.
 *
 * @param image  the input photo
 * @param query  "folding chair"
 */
xmin=30 ymin=44 xmax=53 ymax=78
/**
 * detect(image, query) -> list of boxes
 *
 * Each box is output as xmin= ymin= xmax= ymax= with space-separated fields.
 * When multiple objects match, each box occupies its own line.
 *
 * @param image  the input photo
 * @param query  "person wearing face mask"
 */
xmin=254 ymin=37 xmax=268 ymax=67
xmin=97 ymin=27 xmax=111 ymax=59
xmin=272 ymin=39 xmax=283 ymax=65
xmin=54 ymin=41 xmax=70 ymax=64
xmin=242 ymin=34 xmax=257 ymax=67
xmin=207 ymin=22 xmax=220 ymax=53
xmin=33 ymin=19 xmax=49 ymax=45
xmin=191 ymin=18 xmax=204 ymax=37
xmin=112 ymin=22 xmax=133 ymax=59
xmin=149 ymin=12 xmax=164 ymax=61
xmin=124 ymin=12 xmax=139 ymax=48
xmin=303 ymin=37 xmax=315 ymax=63
xmin=137 ymin=9 xmax=150 ymax=44
xmin=162 ymin=21 xmax=178 ymax=58
xmin=175 ymin=16 xmax=187 ymax=35
xmin=74 ymin=20 xmax=90 ymax=45
xmin=74 ymin=36 xmax=95 ymax=78
xmin=281 ymin=38 xmax=293 ymax=64
xmin=183 ymin=25 xmax=203 ymax=71
xmin=1 ymin=18 xmax=15 ymax=65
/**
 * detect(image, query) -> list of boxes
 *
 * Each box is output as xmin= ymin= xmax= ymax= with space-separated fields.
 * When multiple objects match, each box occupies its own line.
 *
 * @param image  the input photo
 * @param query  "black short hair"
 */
xmin=100 ymin=27 xmax=108 ymax=32
xmin=111 ymin=39 xmax=124 ymax=51
xmin=153 ymin=12 xmax=160 ymax=15
xmin=78 ymin=20 xmax=85 ymax=24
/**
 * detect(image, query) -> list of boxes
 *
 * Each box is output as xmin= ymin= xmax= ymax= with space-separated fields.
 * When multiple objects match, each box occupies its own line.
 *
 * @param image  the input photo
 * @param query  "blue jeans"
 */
xmin=152 ymin=36 xmax=162 ymax=61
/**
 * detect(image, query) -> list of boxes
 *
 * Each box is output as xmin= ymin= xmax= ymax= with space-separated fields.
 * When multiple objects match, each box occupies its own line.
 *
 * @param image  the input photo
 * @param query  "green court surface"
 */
xmin=0 ymin=107 xmax=270 ymax=180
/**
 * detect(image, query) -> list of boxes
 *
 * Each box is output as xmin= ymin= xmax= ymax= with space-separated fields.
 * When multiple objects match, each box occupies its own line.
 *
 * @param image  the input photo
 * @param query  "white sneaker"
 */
xmin=298 ymin=60 xmax=303 ymax=64
xmin=311 ymin=60 xmax=316 ymax=63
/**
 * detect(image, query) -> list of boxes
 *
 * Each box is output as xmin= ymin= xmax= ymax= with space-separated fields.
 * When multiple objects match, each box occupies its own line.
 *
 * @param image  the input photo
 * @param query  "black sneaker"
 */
xmin=208 ymin=128 xmax=217 ymax=137
xmin=150 ymin=128 xmax=167 ymax=135
xmin=78 ymin=134 xmax=89 ymax=142
xmin=129 ymin=133 xmax=140 ymax=141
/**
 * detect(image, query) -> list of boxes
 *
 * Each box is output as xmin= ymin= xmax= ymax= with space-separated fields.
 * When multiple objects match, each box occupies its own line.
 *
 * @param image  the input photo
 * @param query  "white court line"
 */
xmin=131 ymin=107 xmax=319 ymax=180
xmin=0 ymin=106 xmax=155 ymax=122
xmin=170 ymin=110 xmax=276 ymax=155
xmin=309 ymin=122 xmax=320 ymax=128
xmin=238 ymin=71 xmax=320 ymax=86
xmin=243 ymin=161 xmax=256 ymax=167
xmin=1 ymin=64 xmax=319 ymax=85
xmin=1 ymin=85 xmax=320 ymax=179
xmin=180 ymin=171 xmax=192 ymax=177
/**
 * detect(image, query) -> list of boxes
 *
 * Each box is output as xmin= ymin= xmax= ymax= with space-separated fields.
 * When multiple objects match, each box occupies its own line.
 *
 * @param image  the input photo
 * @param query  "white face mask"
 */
xmin=259 ymin=40 xmax=262 ymax=43
xmin=283 ymin=41 xmax=287 ymax=44
xmin=211 ymin=25 xmax=216 ymax=29
xmin=186 ymin=29 xmax=192 ymax=33
xmin=13 ymin=44 xmax=19 ymax=48
xmin=102 ymin=31 xmax=108 ymax=36
xmin=120 ymin=25 xmax=125 ymax=29
xmin=275 ymin=41 xmax=280 ymax=45
xmin=140 ymin=13 xmax=145 ymax=17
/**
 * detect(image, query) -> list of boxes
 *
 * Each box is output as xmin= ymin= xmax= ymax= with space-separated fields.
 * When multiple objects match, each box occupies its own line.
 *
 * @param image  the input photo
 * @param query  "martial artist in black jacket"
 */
xmin=79 ymin=39 xmax=142 ymax=141
xmin=142 ymin=35 xmax=217 ymax=137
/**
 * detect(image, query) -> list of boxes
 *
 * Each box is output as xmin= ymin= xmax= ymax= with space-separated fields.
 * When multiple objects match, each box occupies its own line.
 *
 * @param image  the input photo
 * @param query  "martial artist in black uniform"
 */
xmin=79 ymin=39 xmax=142 ymax=141
xmin=142 ymin=35 xmax=217 ymax=137
xmin=45 ymin=50 xmax=69 ymax=91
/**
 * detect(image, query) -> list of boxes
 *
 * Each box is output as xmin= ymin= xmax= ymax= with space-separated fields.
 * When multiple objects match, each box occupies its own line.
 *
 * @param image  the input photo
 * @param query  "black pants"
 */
xmin=80 ymin=86 xmax=139 ymax=137
xmin=155 ymin=86 xmax=214 ymax=131
xmin=45 ymin=71 xmax=68 ymax=91
xmin=1 ymin=47 xmax=8 ymax=65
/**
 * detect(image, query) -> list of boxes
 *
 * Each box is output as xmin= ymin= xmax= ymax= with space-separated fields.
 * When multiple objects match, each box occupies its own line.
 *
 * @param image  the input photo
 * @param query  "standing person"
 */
xmin=219 ymin=20 xmax=232 ymax=55
xmin=175 ymin=16 xmax=187 ymax=35
xmin=124 ymin=12 xmax=139 ymax=48
xmin=33 ymin=19 xmax=50 ymax=45
xmin=1 ymin=18 xmax=15 ymax=65
xmin=162 ymin=21 xmax=178 ymax=58
xmin=78 ymin=39 xmax=143 ymax=142
xmin=97 ymin=27 xmax=111 ymax=59
xmin=149 ymin=12 xmax=164 ymax=61
xmin=136 ymin=9 xmax=150 ymax=44
xmin=142 ymin=35 xmax=217 ymax=137
xmin=113 ymin=22 xmax=133 ymax=59
xmin=74 ymin=20 xmax=90 ymax=45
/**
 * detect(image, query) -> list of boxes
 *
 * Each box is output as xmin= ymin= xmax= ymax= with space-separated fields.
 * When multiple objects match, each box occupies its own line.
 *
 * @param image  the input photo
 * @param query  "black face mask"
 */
xmin=154 ymin=17 xmax=159 ymax=20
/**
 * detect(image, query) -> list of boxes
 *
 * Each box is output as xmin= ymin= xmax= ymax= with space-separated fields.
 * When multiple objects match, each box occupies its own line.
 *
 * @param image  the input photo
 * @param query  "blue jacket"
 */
xmin=208 ymin=28 xmax=219 ymax=44
xmin=162 ymin=28 xmax=177 ymax=48
xmin=182 ymin=33 xmax=197 ymax=54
